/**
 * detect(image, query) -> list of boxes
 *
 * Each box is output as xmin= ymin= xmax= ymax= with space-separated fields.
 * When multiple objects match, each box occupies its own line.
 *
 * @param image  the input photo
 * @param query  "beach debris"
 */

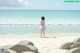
xmin=18 ymin=40 xmax=34 ymax=46
xmin=60 ymin=42 xmax=73 ymax=50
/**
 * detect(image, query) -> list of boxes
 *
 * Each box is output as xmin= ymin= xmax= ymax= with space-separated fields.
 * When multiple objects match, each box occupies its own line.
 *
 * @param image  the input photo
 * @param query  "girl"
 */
xmin=40 ymin=16 xmax=46 ymax=38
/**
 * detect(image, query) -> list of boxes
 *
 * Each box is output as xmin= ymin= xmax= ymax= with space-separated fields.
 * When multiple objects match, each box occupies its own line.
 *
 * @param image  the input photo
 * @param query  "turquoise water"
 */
xmin=0 ymin=10 xmax=80 ymax=24
xmin=0 ymin=24 xmax=80 ymax=35
xmin=0 ymin=10 xmax=80 ymax=35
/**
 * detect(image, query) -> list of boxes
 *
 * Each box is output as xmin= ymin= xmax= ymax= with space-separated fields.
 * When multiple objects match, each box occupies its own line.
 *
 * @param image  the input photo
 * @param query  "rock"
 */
xmin=8 ymin=49 xmax=17 ymax=53
xmin=66 ymin=48 xmax=80 ymax=53
xmin=10 ymin=44 xmax=38 ymax=53
xmin=0 ymin=47 xmax=8 ymax=53
xmin=73 ymin=38 xmax=80 ymax=43
xmin=18 ymin=40 xmax=34 ymax=46
xmin=60 ymin=42 xmax=73 ymax=50
xmin=25 ymin=45 xmax=38 ymax=53
xmin=70 ymin=42 xmax=80 ymax=49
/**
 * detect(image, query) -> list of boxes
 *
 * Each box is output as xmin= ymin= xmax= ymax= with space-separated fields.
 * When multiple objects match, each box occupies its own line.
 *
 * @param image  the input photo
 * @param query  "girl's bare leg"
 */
xmin=40 ymin=30 xmax=43 ymax=38
xmin=43 ymin=30 xmax=45 ymax=38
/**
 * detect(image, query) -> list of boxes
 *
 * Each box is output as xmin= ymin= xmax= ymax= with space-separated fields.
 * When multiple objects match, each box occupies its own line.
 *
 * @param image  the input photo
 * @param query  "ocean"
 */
xmin=0 ymin=10 xmax=80 ymax=35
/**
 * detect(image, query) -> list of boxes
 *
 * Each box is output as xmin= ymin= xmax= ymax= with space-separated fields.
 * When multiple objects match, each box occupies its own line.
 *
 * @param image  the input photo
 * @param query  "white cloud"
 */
xmin=0 ymin=0 xmax=34 ymax=7
xmin=21 ymin=0 xmax=34 ymax=7
xmin=17 ymin=0 xmax=34 ymax=7
xmin=0 ymin=0 xmax=21 ymax=7
xmin=18 ymin=0 xmax=23 ymax=4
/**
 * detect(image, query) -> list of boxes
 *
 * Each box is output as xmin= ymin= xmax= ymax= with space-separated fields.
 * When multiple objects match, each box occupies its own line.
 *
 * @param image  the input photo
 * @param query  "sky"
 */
xmin=0 ymin=0 xmax=80 ymax=10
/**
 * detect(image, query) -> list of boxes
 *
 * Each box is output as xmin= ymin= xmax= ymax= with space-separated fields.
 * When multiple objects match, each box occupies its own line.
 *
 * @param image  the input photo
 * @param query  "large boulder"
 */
xmin=10 ymin=44 xmax=38 ymax=53
xmin=8 ymin=49 xmax=17 ymax=53
xmin=60 ymin=42 xmax=73 ymax=50
xmin=73 ymin=38 xmax=80 ymax=43
xmin=70 ymin=42 xmax=80 ymax=49
xmin=66 ymin=48 xmax=80 ymax=53
xmin=18 ymin=40 xmax=34 ymax=46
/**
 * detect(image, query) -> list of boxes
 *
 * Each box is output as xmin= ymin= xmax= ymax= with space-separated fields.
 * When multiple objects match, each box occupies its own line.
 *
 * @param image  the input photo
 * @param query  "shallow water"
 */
xmin=0 ymin=24 xmax=80 ymax=35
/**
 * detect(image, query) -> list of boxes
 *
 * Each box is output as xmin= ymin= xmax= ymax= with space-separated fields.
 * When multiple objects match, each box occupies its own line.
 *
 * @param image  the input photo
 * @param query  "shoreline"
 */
xmin=0 ymin=33 xmax=80 ymax=37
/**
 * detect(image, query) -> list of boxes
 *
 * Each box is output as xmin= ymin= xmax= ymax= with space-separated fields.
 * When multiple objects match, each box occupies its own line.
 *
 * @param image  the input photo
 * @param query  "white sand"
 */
xmin=0 ymin=34 xmax=80 ymax=53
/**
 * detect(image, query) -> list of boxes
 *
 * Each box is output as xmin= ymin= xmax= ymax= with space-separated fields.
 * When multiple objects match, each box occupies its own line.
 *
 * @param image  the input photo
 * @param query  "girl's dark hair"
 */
xmin=41 ymin=16 xmax=45 ymax=20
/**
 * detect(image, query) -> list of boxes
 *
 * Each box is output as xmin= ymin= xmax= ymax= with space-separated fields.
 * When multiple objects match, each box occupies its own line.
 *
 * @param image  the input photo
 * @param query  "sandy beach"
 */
xmin=0 ymin=34 xmax=80 ymax=53
xmin=0 ymin=0 xmax=80 ymax=52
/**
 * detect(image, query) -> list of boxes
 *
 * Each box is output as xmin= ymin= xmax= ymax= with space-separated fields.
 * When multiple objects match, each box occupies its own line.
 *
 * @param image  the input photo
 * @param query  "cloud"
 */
xmin=18 ymin=0 xmax=23 ymax=4
xmin=0 ymin=0 xmax=21 ymax=7
xmin=21 ymin=0 xmax=34 ymax=7
xmin=0 ymin=0 xmax=34 ymax=8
